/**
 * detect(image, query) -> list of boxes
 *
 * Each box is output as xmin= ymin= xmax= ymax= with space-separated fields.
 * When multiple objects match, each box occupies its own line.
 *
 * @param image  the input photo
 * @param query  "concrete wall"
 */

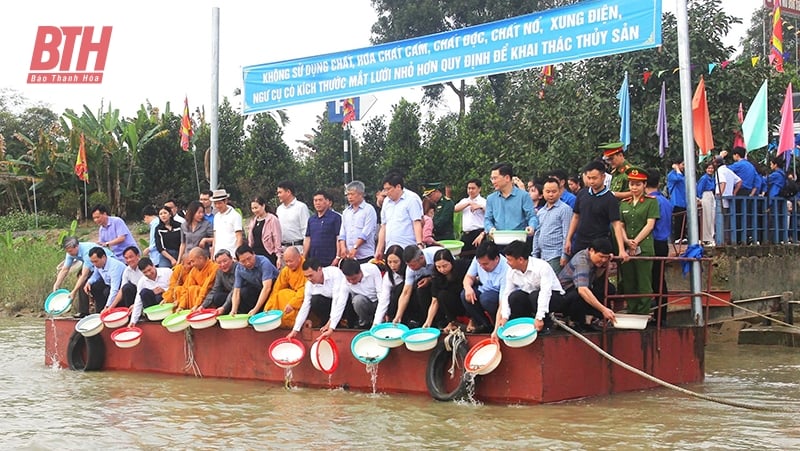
xmin=666 ymin=245 xmax=800 ymax=301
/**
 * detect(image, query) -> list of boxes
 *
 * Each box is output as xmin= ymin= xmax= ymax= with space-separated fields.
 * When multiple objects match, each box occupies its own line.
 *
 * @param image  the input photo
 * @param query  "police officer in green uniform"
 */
xmin=600 ymin=142 xmax=634 ymax=200
xmin=617 ymin=167 xmax=660 ymax=315
xmin=423 ymin=183 xmax=455 ymax=241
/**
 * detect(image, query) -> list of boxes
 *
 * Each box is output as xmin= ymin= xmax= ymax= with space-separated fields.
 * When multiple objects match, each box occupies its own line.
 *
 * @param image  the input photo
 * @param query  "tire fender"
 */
xmin=425 ymin=336 xmax=469 ymax=402
xmin=66 ymin=330 xmax=105 ymax=371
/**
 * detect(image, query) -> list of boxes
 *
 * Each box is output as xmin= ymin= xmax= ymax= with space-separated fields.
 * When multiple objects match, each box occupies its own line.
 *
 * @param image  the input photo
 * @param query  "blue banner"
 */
xmin=243 ymin=0 xmax=661 ymax=113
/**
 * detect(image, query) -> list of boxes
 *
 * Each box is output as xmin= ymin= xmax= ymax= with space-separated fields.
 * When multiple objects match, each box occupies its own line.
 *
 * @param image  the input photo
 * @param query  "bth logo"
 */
xmin=28 ymin=26 xmax=112 ymax=84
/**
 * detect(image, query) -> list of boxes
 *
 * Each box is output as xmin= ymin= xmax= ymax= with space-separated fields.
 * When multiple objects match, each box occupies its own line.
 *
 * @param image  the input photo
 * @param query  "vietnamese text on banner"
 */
xmin=243 ymin=0 xmax=661 ymax=113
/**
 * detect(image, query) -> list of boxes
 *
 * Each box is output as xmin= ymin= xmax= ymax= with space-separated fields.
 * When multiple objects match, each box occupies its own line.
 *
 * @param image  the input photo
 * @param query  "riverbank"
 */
xmin=0 ymin=220 xmax=149 ymax=316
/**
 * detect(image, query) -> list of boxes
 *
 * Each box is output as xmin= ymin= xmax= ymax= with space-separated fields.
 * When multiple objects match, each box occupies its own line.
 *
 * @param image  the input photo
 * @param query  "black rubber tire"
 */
xmin=425 ymin=337 xmax=469 ymax=402
xmin=66 ymin=331 xmax=105 ymax=371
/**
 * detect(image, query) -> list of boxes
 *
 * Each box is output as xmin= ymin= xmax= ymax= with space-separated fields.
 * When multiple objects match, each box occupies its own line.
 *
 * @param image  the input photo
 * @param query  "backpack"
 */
xmin=778 ymin=174 xmax=799 ymax=199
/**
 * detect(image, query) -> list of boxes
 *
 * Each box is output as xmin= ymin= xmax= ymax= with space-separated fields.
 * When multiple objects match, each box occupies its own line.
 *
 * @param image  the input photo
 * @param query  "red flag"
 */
xmin=342 ymin=98 xmax=356 ymax=128
xmin=541 ymin=65 xmax=554 ymax=85
xmin=692 ymin=76 xmax=714 ymax=155
xmin=180 ymin=96 xmax=193 ymax=151
xmin=778 ymin=83 xmax=794 ymax=155
xmin=771 ymin=2 xmax=784 ymax=73
xmin=75 ymin=133 xmax=89 ymax=183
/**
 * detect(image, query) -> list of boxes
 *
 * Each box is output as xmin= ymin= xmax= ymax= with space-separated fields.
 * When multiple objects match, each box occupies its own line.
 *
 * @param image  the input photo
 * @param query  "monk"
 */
xmin=171 ymin=247 xmax=218 ymax=310
xmin=263 ymin=246 xmax=306 ymax=328
xmin=162 ymin=253 xmax=193 ymax=307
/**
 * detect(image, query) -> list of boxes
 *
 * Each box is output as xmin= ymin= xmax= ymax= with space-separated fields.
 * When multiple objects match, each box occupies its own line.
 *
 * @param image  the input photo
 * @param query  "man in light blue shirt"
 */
xmin=376 ymin=173 xmax=424 ymax=259
xmin=53 ymin=237 xmax=114 ymax=318
xmin=461 ymin=241 xmax=508 ymax=333
xmin=338 ymin=180 xmax=377 ymax=263
xmin=533 ymin=178 xmax=573 ymax=274
xmin=84 ymin=246 xmax=127 ymax=313
xmin=484 ymin=162 xmax=538 ymax=239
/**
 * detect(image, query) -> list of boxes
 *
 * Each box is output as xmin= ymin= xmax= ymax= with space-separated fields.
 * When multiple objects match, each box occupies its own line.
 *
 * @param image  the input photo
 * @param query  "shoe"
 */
xmin=73 ymin=313 xmax=87 ymax=319
xmin=468 ymin=324 xmax=491 ymax=334
xmin=539 ymin=327 xmax=552 ymax=336
xmin=681 ymin=238 xmax=688 ymax=244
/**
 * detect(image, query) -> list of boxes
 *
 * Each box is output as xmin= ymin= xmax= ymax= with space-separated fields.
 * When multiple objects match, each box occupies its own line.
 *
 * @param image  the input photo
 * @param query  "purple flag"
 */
xmin=657 ymin=81 xmax=669 ymax=157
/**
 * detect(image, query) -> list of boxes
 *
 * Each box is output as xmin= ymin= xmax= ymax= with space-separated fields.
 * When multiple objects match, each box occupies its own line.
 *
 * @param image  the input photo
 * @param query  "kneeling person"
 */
xmin=557 ymin=238 xmax=617 ymax=331
xmin=287 ymin=258 xmax=356 ymax=340
xmin=231 ymin=245 xmax=278 ymax=316
xmin=493 ymin=240 xmax=565 ymax=337
xmin=129 ymin=257 xmax=172 ymax=326
xmin=340 ymin=258 xmax=383 ymax=329
xmin=201 ymin=249 xmax=239 ymax=314
xmin=263 ymin=247 xmax=306 ymax=328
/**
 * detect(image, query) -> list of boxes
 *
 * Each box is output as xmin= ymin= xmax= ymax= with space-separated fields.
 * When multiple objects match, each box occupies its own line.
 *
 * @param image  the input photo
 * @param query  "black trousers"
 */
xmin=390 ymin=281 xmax=430 ymax=327
xmin=88 ymin=281 xmax=111 ymax=313
xmin=507 ymin=290 xmax=566 ymax=326
xmin=139 ymin=288 xmax=162 ymax=313
xmin=651 ymin=240 xmax=669 ymax=323
xmin=309 ymin=294 xmax=358 ymax=328
xmin=561 ymin=283 xmax=616 ymax=324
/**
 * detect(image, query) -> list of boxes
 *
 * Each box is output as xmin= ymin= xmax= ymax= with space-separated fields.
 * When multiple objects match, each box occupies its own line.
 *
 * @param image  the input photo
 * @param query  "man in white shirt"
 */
xmin=211 ymin=189 xmax=243 ymax=256
xmin=714 ymin=156 xmax=742 ymax=244
xmin=453 ymin=178 xmax=486 ymax=257
xmin=340 ymin=258 xmax=383 ymax=329
xmin=129 ymin=257 xmax=172 ymax=326
xmin=276 ymin=180 xmax=310 ymax=255
xmin=493 ymin=240 xmax=565 ymax=337
xmin=287 ymin=257 xmax=355 ymax=339
xmin=108 ymin=246 xmax=144 ymax=309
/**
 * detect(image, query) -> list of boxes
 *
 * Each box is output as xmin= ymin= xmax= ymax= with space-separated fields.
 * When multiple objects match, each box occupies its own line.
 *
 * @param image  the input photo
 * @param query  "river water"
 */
xmin=3 ymin=318 xmax=800 ymax=450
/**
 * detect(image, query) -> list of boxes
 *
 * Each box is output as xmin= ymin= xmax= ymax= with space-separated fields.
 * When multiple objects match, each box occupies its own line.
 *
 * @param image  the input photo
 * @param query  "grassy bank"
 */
xmin=0 ymin=215 xmax=149 ymax=316
xmin=0 ymin=232 xmax=64 ymax=315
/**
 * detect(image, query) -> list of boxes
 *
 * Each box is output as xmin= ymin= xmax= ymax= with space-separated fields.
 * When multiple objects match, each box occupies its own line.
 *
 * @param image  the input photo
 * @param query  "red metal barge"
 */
xmin=44 ymin=319 xmax=704 ymax=404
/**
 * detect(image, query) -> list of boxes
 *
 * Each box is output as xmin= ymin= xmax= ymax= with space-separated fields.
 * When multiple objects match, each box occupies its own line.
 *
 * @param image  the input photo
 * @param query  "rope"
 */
xmin=445 ymin=328 xmax=466 ymax=378
xmin=552 ymin=317 xmax=795 ymax=412
xmin=183 ymin=328 xmax=202 ymax=378
xmin=698 ymin=291 xmax=800 ymax=330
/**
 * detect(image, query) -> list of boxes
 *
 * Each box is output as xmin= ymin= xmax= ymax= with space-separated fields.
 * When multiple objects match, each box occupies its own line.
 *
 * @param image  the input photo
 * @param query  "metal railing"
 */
xmin=710 ymin=196 xmax=800 ymax=245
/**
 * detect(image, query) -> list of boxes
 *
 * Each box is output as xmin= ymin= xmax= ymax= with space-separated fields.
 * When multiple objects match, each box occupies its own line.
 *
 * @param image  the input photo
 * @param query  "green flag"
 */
xmin=741 ymin=80 xmax=768 ymax=151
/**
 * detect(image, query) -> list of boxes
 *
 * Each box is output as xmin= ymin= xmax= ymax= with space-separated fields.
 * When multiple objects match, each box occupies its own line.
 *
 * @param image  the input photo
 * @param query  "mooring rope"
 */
xmin=698 ymin=291 xmax=800 ymax=331
xmin=183 ymin=328 xmax=202 ymax=378
xmin=445 ymin=328 xmax=466 ymax=378
xmin=553 ymin=317 xmax=795 ymax=412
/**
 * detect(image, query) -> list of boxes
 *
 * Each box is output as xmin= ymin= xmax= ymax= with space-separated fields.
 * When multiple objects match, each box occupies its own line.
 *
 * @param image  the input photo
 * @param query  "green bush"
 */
xmin=0 ymin=211 xmax=68 ymax=232
xmin=88 ymin=191 xmax=110 ymax=208
xmin=0 ymin=233 xmax=63 ymax=313
xmin=56 ymin=191 xmax=81 ymax=219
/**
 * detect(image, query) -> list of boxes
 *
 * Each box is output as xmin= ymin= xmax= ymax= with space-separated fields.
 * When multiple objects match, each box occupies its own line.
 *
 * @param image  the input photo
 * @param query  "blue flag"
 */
xmin=617 ymin=72 xmax=630 ymax=151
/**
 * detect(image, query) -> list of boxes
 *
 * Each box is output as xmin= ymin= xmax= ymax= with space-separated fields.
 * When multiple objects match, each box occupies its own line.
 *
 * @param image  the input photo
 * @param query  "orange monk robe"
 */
xmin=174 ymin=261 xmax=218 ymax=310
xmin=264 ymin=257 xmax=306 ymax=328
xmin=162 ymin=263 xmax=190 ymax=304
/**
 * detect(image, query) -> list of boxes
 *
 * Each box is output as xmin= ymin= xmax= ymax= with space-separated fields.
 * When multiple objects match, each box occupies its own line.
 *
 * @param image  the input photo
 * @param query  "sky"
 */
xmin=0 ymin=0 xmax=757 ymax=150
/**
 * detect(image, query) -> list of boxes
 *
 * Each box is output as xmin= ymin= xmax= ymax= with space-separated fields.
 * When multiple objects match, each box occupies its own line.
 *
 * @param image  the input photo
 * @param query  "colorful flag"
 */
xmin=617 ymin=72 xmax=630 ymax=151
xmin=180 ymin=96 xmax=193 ymax=151
xmin=342 ymin=98 xmax=356 ymax=128
xmin=778 ymin=83 xmax=794 ymax=155
xmin=742 ymin=80 xmax=769 ymax=151
xmin=75 ymin=133 xmax=89 ymax=183
xmin=692 ymin=76 xmax=714 ymax=155
xmin=771 ymin=2 xmax=784 ymax=73
xmin=542 ymin=65 xmax=554 ymax=85
xmin=656 ymin=82 xmax=668 ymax=158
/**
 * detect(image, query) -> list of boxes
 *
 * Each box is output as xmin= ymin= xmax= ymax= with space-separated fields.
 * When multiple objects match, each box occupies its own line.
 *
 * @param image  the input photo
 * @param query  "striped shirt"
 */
xmin=532 ymin=200 xmax=572 ymax=261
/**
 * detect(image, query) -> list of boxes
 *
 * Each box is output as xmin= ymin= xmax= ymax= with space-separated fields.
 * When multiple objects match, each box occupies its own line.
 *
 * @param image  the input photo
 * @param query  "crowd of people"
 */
xmin=53 ymin=143 xmax=796 ymax=336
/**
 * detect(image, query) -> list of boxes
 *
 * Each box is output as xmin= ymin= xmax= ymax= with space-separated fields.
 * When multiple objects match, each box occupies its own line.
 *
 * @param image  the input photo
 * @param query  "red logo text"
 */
xmin=28 ymin=26 xmax=113 ymax=84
